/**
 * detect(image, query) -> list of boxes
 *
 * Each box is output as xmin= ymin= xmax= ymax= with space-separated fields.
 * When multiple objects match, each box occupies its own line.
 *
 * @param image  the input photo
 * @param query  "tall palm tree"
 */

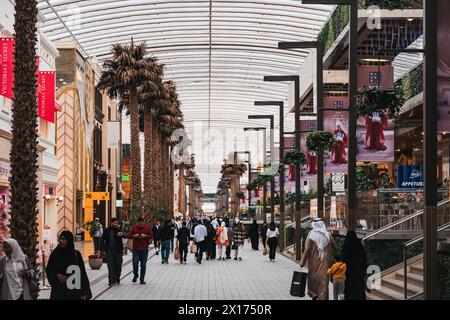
xmin=221 ymin=162 xmax=247 ymax=217
xmin=156 ymin=81 xmax=183 ymax=210
xmin=97 ymin=41 xmax=157 ymax=211
xmin=9 ymin=0 xmax=40 ymax=268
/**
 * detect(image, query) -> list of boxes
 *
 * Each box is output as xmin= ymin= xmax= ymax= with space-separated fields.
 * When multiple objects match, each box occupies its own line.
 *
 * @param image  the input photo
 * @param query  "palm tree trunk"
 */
xmin=9 ymin=0 xmax=39 ymax=269
xmin=230 ymin=175 xmax=238 ymax=217
xmin=169 ymin=151 xmax=174 ymax=215
xmin=178 ymin=164 xmax=186 ymax=218
xmin=144 ymin=106 xmax=154 ymax=220
xmin=151 ymin=115 xmax=162 ymax=211
xmin=129 ymin=85 xmax=142 ymax=213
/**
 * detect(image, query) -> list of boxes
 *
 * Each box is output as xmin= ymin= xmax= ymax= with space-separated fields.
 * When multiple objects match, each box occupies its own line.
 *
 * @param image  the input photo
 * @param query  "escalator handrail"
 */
xmin=362 ymin=198 xmax=450 ymax=242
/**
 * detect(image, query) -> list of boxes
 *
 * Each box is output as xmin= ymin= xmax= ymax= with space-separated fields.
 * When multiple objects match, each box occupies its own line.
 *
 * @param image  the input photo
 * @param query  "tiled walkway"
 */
xmin=96 ymin=241 xmax=310 ymax=300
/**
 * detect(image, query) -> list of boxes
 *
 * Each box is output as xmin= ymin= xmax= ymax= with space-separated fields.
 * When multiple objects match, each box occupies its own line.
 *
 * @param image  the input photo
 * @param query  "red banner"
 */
xmin=38 ymin=71 xmax=55 ymax=123
xmin=0 ymin=37 xmax=15 ymax=99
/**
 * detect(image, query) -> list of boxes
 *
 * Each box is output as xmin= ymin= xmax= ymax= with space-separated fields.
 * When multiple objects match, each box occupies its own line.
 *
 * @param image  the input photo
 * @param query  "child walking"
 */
xmin=327 ymin=255 xmax=347 ymax=300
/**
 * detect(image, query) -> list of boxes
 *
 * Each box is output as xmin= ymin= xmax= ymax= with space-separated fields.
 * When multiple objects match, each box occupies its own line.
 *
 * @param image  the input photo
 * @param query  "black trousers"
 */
xmin=196 ymin=240 xmax=205 ymax=262
xmin=225 ymin=245 xmax=231 ymax=258
xmin=153 ymin=239 xmax=160 ymax=252
xmin=106 ymin=251 xmax=123 ymax=284
xmin=179 ymin=244 xmax=188 ymax=261
xmin=268 ymin=237 xmax=277 ymax=260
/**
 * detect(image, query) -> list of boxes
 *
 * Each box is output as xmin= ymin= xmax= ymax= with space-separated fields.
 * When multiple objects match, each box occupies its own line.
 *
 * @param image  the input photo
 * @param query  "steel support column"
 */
xmin=423 ymin=0 xmax=438 ymax=300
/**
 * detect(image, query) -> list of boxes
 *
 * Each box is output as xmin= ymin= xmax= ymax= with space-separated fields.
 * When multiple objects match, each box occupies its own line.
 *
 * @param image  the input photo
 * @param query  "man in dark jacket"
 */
xmin=152 ymin=220 xmax=161 ymax=255
xmin=101 ymin=218 xmax=124 ymax=286
xmin=159 ymin=219 xmax=173 ymax=264
xmin=176 ymin=221 xmax=190 ymax=264
xmin=129 ymin=217 xmax=152 ymax=284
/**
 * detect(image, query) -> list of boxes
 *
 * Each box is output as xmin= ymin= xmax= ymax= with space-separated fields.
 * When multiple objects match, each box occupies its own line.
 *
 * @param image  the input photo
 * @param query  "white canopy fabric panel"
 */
xmin=37 ymin=0 xmax=335 ymax=192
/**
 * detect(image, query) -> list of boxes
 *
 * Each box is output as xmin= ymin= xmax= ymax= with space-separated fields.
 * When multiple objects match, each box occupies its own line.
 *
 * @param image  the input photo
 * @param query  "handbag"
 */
xmin=174 ymin=246 xmax=180 ymax=260
xmin=127 ymin=238 xmax=134 ymax=252
xmin=290 ymin=267 xmax=308 ymax=297
xmin=231 ymin=243 xmax=238 ymax=250
xmin=21 ymin=260 xmax=39 ymax=299
xmin=262 ymin=246 xmax=268 ymax=255
xmin=190 ymin=244 xmax=197 ymax=253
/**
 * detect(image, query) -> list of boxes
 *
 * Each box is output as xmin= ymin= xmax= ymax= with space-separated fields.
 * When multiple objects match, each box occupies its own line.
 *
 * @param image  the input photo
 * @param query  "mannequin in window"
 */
xmin=331 ymin=124 xmax=348 ymax=164
xmin=364 ymin=110 xmax=388 ymax=151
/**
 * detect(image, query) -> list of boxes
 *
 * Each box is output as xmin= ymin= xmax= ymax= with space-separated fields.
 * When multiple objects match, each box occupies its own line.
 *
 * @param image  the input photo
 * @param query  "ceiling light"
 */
xmin=407 ymin=18 xmax=414 ymax=22
xmin=360 ymin=58 xmax=390 ymax=63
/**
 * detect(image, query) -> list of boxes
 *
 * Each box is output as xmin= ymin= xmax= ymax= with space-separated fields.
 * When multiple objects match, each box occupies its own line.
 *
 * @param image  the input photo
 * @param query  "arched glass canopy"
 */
xmin=37 ymin=0 xmax=335 ymax=191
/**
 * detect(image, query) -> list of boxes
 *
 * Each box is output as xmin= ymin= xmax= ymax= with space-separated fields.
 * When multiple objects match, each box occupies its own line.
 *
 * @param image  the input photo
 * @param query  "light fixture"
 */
xmin=44 ymin=195 xmax=51 ymax=201
xmin=407 ymin=18 xmax=414 ymax=22
xmin=360 ymin=58 xmax=390 ymax=63
xmin=57 ymin=196 xmax=64 ymax=202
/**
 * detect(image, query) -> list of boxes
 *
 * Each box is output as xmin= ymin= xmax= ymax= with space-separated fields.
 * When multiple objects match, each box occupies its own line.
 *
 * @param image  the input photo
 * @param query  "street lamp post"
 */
xmin=248 ymin=115 xmax=275 ymax=222
xmin=302 ymin=0 xmax=358 ymax=231
xmin=264 ymin=75 xmax=301 ymax=260
xmin=244 ymin=127 xmax=268 ymax=222
xmin=254 ymin=101 xmax=287 ymax=250
xmin=278 ymin=41 xmax=325 ymax=220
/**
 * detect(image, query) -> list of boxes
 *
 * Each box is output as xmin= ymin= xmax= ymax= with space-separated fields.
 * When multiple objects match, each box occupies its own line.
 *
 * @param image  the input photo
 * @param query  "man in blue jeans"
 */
xmin=159 ymin=219 xmax=173 ymax=264
xmin=129 ymin=217 xmax=152 ymax=284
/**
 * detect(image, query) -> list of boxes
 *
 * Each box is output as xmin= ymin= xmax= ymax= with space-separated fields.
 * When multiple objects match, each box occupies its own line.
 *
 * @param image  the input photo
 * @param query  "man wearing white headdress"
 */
xmin=300 ymin=219 xmax=335 ymax=300
xmin=0 ymin=238 xmax=34 ymax=300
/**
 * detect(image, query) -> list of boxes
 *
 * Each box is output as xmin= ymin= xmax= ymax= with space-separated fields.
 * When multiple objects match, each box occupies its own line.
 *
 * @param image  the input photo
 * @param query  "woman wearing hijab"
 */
xmin=216 ymin=222 xmax=229 ymax=260
xmin=341 ymin=230 xmax=367 ymax=300
xmin=249 ymin=219 xmax=259 ymax=250
xmin=300 ymin=219 xmax=335 ymax=300
xmin=46 ymin=231 xmax=91 ymax=300
xmin=0 ymin=238 xmax=34 ymax=300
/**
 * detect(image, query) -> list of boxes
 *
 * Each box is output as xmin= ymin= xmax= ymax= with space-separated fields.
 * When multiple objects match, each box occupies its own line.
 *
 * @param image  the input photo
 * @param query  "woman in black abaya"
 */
xmin=341 ymin=231 xmax=367 ymax=300
xmin=46 ymin=231 xmax=92 ymax=300
xmin=249 ymin=220 xmax=259 ymax=250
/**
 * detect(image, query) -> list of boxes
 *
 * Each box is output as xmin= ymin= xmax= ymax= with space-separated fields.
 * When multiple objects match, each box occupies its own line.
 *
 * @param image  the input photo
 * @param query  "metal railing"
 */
xmin=362 ymin=198 xmax=450 ymax=242
xmin=403 ymin=222 xmax=450 ymax=299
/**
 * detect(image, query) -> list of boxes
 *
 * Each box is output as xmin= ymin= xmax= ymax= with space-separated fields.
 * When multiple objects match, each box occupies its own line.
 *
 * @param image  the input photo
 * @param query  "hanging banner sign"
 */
xmin=324 ymin=96 xmax=349 ymax=173
xmin=437 ymin=0 xmax=450 ymax=133
xmin=332 ymin=173 xmax=346 ymax=192
xmin=357 ymin=65 xmax=394 ymax=90
xmin=38 ymin=71 xmax=55 ymax=123
xmin=356 ymin=65 xmax=395 ymax=162
xmin=107 ymin=121 xmax=120 ymax=148
xmin=0 ymin=37 xmax=15 ymax=99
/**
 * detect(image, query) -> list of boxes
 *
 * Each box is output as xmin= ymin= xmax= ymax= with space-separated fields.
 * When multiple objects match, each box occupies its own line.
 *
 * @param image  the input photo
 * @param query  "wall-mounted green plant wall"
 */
xmin=395 ymin=64 xmax=423 ymax=102
xmin=361 ymin=0 xmax=423 ymax=10
xmin=317 ymin=5 xmax=349 ymax=55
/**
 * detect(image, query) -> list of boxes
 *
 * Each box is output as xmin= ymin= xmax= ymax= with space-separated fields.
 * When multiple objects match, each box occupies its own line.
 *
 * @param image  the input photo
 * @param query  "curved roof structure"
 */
xmin=37 ymin=0 xmax=334 ymax=191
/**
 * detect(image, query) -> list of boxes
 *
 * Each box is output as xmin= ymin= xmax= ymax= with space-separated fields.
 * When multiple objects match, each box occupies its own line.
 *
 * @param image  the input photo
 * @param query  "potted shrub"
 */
xmin=355 ymin=86 xmax=404 ymax=119
xmin=236 ymin=191 xmax=245 ymax=200
xmin=282 ymin=150 xmax=307 ymax=166
xmin=306 ymin=131 xmax=335 ymax=152
xmin=88 ymin=253 xmax=103 ymax=270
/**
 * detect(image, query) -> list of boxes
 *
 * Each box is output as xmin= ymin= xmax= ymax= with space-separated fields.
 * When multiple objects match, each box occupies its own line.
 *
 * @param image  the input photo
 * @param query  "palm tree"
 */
xmin=156 ymin=81 xmax=183 ymax=210
xmin=9 ymin=0 xmax=40 ymax=269
xmin=97 ymin=41 xmax=157 ymax=211
xmin=221 ymin=162 xmax=247 ymax=217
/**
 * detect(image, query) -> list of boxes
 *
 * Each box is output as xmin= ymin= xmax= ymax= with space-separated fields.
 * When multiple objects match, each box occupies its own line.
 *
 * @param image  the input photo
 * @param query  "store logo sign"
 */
xmin=409 ymin=170 xmax=422 ymax=179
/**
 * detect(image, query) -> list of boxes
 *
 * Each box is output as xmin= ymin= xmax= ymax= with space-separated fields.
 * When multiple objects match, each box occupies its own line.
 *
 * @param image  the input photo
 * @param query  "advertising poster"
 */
xmin=324 ymin=96 xmax=349 ymax=173
xmin=250 ymin=171 xmax=261 ymax=204
xmin=356 ymin=65 xmax=395 ymax=162
xmin=437 ymin=0 xmax=450 ymax=133
xmin=0 ymin=37 xmax=15 ymax=99
xmin=301 ymin=120 xmax=318 ymax=191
